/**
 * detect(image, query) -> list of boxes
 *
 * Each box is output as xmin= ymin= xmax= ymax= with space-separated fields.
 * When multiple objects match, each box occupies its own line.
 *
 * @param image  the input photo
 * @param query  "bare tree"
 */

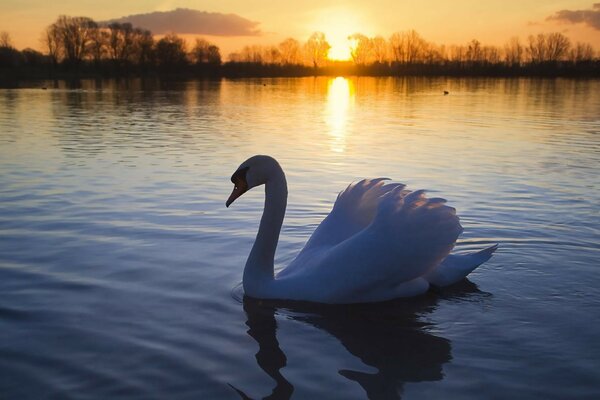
xmin=278 ymin=38 xmax=301 ymax=65
xmin=466 ymin=39 xmax=482 ymax=63
xmin=53 ymin=15 xmax=97 ymax=64
xmin=88 ymin=26 xmax=108 ymax=64
xmin=424 ymin=43 xmax=444 ymax=65
xmin=0 ymin=31 xmax=12 ymax=48
xmin=482 ymin=45 xmax=501 ymax=64
xmin=42 ymin=25 xmax=62 ymax=65
xmin=303 ymin=32 xmax=330 ymax=67
xmin=389 ymin=32 xmax=404 ymax=63
xmin=404 ymin=30 xmax=427 ymax=63
xmin=569 ymin=42 xmax=595 ymax=63
xmin=348 ymin=33 xmax=372 ymax=65
xmin=132 ymin=28 xmax=154 ymax=65
xmin=504 ymin=37 xmax=523 ymax=66
xmin=107 ymin=22 xmax=135 ymax=63
xmin=262 ymin=46 xmax=281 ymax=64
xmin=389 ymin=30 xmax=428 ymax=63
xmin=448 ymin=44 xmax=467 ymax=63
xmin=240 ymin=45 xmax=263 ymax=63
xmin=191 ymin=38 xmax=211 ymax=63
xmin=527 ymin=32 xmax=571 ymax=63
xmin=371 ymin=35 xmax=388 ymax=64
xmin=545 ymin=32 xmax=570 ymax=62
xmin=191 ymin=38 xmax=221 ymax=64
xmin=527 ymin=34 xmax=546 ymax=63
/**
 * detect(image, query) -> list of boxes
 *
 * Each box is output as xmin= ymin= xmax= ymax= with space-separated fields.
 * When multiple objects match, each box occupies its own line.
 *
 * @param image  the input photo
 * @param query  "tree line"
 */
xmin=0 ymin=14 xmax=598 ymax=79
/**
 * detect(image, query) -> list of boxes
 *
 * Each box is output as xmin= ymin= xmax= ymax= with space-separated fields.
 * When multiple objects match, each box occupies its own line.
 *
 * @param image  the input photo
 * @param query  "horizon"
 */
xmin=1 ymin=1 xmax=600 ymax=59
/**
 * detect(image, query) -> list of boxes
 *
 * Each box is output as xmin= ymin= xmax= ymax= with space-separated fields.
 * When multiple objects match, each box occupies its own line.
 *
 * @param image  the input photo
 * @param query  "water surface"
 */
xmin=1 ymin=77 xmax=599 ymax=399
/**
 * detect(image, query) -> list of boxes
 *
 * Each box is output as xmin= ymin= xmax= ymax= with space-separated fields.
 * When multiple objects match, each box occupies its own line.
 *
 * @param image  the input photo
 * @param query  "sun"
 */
xmin=327 ymin=33 xmax=352 ymax=61
xmin=310 ymin=8 xmax=364 ymax=61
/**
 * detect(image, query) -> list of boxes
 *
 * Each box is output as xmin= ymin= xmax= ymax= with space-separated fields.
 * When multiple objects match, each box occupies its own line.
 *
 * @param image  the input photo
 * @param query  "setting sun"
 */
xmin=326 ymin=32 xmax=352 ymax=61
xmin=309 ymin=8 xmax=365 ymax=61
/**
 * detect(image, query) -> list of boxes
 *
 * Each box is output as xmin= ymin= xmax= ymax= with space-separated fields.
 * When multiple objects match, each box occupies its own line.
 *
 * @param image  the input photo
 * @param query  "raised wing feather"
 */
xmin=299 ymin=186 xmax=463 ymax=302
xmin=302 ymin=178 xmax=404 ymax=250
xmin=278 ymin=179 xmax=401 ymax=278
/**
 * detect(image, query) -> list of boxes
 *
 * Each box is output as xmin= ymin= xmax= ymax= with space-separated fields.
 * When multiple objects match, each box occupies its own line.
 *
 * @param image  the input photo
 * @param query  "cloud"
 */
xmin=103 ymin=8 xmax=261 ymax=36
xmin=547 ymin=3 xmax=600 ymax=30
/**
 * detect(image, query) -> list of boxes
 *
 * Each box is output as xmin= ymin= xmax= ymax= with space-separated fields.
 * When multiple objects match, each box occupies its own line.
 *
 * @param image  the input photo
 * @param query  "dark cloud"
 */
xmin=103 ymin=8 xmax=261 ymax=36
xmin=547 ymin=3 xmax=600 ymax=30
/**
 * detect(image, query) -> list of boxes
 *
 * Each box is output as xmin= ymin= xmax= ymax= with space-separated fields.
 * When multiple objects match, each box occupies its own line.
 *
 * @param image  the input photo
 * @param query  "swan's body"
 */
xmin=227 ymin=155 xmax=497 ymax=304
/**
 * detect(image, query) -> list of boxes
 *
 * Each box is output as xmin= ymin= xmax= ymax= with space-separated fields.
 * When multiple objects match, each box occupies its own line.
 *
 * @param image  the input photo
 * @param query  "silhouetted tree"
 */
xmin=527 ymin=32 xmax=571 ymax=64
xmin=371 ymin=36 xmax=388 ymax=64
xmin=42 ymin=24 xmax=62 ymax=66
xmin=155 ymin=33 xmax=187 ymax=68
xmin=107 ymin=22 xmax=136 ymax=64
xmin=3 ymin=15 xmax=599 ymax=78
xmin=482 ymin=45 xmax=500 ymax=64
xmin=448 ymin=44 xmax=467 ymax=64
xmin=191 ymin=38 xmax=221 ymax=64
xmin=545 ymin=32 xmax=570 ymax=62
xmin=0 ymin=31 xmax=12 ymax=48
xmin=466 ymin=39 xmax=483 ymax=64
xmin=239 ymin=45 xmax=264 ymax=63
xmin=389 ymin=30 xmax=428 ymax=64
xmin=570 ymin=42 xmax=594 ymax=64
xmin=349 ymin=33 xmax=372 ymax=65
xmin=278 ymin=38 xmax=301 ymax=65
xmin=53 ymin=15 xmax=97 ymax=64
xmin=262 ymin=46 xmax=281 ymax=64
xmin=527 ymin=34 xmax=546 ymax=64
xmin=88 ymin=26 xmax=108 ymax=65
xmin=304 ymin=32 xmax=330 ymax=67
xmin=405 ymin=30 xmax=428 ymax=63
xmin=504 ymin=37 xmax=524 ymax=67
xmin=131 ymin=28 xmax=154 ymax=66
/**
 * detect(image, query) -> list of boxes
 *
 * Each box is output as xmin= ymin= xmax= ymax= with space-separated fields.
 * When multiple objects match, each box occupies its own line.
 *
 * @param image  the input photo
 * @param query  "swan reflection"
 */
xmin=233 ymin=281 xmax=488 ymax=399
xmin=325 ymin=77 xmax=354 ymax=153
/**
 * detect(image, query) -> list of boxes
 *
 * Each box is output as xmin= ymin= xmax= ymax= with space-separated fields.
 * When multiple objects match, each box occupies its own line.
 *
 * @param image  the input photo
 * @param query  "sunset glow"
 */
xmin=326 ymin=77 xmax=354 ymax=152
xmin=326 ymin=36 xmax=352 ymax=61
xmin=310 ymin=8 xmax=366 ymax=61
xmin=0 ymin=1 xmax=599 ymax=60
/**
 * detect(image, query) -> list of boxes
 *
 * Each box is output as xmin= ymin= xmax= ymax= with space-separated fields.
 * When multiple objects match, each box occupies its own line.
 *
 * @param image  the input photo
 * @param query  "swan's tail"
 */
xmin=425 ymin=244 xmax=498 ymax=288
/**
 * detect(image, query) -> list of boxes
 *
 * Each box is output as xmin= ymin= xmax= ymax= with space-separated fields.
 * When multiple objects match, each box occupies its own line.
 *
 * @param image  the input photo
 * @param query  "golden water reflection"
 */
xmin=325 ymin=77 xmax=355 ymax=153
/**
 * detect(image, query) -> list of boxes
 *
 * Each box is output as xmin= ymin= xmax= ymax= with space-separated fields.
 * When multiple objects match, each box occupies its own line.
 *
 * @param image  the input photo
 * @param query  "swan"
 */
xmin=226 ymin=155 xmax=498 ymax=304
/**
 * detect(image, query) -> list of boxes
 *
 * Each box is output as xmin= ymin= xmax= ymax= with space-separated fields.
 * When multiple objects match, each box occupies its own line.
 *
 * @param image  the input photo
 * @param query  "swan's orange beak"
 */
xmin=226 ymin=185 xmax=247 ymax=208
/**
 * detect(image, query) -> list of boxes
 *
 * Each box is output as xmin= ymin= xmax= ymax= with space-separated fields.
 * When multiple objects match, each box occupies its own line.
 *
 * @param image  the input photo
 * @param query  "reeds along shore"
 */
xmin=1 ymin=15 xmax=599 ymax=80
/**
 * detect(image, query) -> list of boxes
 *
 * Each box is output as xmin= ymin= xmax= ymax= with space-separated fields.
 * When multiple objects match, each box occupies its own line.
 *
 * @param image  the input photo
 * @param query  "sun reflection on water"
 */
xmin=325 ymin=77 xmax=354 ymax=153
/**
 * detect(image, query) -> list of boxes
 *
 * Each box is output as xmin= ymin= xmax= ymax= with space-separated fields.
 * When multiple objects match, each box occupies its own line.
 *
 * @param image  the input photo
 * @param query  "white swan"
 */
xmin=226 ymin=155 xmax=498 ymax=304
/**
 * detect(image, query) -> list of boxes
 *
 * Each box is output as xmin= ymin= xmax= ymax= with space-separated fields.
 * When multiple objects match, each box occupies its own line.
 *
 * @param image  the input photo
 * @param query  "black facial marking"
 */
xmin=231 ymin=166 xmax=250 ymax=189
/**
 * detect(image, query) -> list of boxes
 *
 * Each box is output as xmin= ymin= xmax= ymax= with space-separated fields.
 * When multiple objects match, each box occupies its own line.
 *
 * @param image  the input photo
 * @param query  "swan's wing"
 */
xmin=302 ymin=178 xmax=405 ymax=251
xmin=279 ymin=178 xmax=401 ymax=278
xmin=309 ymin=188 xmax=463 ymax=302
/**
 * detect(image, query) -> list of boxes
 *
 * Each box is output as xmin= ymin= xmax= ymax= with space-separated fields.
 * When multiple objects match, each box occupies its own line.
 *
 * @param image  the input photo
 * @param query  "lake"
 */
xmin=0 ymin=77 xmax=599 ymax=399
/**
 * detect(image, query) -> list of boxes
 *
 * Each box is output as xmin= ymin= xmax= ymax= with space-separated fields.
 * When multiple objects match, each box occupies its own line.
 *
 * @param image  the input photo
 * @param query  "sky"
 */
xmin=1 ymin=0 xmax=599 ymax=59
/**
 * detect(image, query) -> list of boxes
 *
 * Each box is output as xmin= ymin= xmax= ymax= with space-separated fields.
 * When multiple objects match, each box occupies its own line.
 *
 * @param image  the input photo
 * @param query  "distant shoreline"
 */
xmin=2 ymin=62 xmax=599 ymax=87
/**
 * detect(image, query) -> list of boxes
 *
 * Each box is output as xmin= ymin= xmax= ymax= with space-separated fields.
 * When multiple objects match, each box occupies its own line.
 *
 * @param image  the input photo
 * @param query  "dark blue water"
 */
xmin=1 ymin=77 xmax=599 ymax=399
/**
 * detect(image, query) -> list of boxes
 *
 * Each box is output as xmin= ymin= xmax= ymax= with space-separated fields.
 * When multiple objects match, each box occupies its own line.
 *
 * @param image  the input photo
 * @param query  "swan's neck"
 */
xmin=244 ymin=168 xmax=287 ymax=294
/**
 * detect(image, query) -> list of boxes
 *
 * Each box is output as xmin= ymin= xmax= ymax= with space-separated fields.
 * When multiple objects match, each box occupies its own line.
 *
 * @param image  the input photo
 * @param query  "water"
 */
xmin=0 ymin=77 xmax=599 ymax=399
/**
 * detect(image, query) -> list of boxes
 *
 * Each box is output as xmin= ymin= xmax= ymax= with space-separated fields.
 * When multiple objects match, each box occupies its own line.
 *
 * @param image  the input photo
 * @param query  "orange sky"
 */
xmin=1 ymin=0 xmax=599 ymax=58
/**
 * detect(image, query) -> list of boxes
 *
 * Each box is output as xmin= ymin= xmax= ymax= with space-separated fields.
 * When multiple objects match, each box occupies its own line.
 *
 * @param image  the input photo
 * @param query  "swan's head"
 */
xmin=226 ymin=155 xmax=282 ymax=207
